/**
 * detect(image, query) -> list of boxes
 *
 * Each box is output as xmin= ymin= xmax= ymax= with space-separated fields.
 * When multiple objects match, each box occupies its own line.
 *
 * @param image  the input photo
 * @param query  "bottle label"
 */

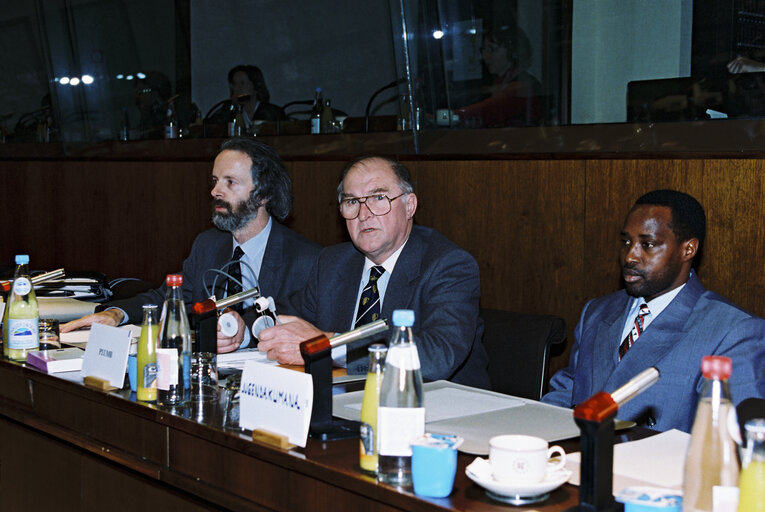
xmin=13 ymin=278 xmax=31 ymax=296
xmin=164 ymin=125 xmax=178 ymax=139
xmin=311 ymin=118 xmax=321 ymax=134
xmin=156 ymin=349 xmax=179 ymax=390
xmin=377 ymin=407 xmax=425 ymax=456
xmin=142 ymin=362 xmax=158 ymax=387
xmin=360 ymin=422 xmax=375 ymax=456
xmin=386 ymin=345 xmax=421 ymax=371
xmin=7 ymin=318 xmax=39 ymax=349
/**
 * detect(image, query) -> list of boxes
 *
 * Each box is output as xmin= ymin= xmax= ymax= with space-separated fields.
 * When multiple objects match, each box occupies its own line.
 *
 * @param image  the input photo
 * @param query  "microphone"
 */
xmin=191 ymin=286 xmax=261 ymax=315
xmin=1 ymin=268 xmax=65 ymax=293
xmin=365 ymin=77 xmax=407 ymax=132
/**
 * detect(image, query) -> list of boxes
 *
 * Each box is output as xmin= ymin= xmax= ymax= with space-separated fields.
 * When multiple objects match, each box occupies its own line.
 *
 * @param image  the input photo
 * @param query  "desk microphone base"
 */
xmin=309 ymin=418 xmax=360 ymax=441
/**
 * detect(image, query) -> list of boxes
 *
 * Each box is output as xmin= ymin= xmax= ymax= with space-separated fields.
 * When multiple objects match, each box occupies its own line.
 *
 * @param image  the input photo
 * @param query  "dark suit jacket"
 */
xmin=106 ymin=221 xmax=320 ymax=329
xmin=286 ymin=225 xmax=490 ymax=389
xmin=543 ymin=272 xmax=765 ymax=432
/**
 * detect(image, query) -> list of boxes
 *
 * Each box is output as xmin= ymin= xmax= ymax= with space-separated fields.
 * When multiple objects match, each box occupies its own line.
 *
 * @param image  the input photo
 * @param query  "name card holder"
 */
xmin=80 ymin=323 xmax=132 ymax=390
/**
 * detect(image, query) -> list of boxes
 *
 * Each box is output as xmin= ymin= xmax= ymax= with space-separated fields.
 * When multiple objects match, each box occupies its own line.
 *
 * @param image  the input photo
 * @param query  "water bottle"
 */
xmin=682 ymin=356 xmax=740 ymax=512
xmin=377 ymin=309 xmax=424 ymax=486
xmin=738 ymin=418 xmax=765 ymax=512
xmin=164 ymin=101 xmax=179 ymax=139
xmin=157 ymin=274 xmax=191 ymax=406
xmin=321 ymin=99 xmax=334 ymax=133
xmin=310 ymin=87 xmax=323 ymax=134
xmin=3 ymin=255 xmax=39 ymax=361
xmin=359 ymin=343 xmax=388 ymax=474
xmin=136 ymin=304 xmax=158 ymax=402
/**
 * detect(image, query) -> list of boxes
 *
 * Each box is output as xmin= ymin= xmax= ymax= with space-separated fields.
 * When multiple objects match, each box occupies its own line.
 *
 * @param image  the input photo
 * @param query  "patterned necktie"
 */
xmin=228 ymin=246 xmax=244 ymax=313
xmin=619 ymin=303 xmax=650 ymax=359
xmin=354 ymin=266 xmax=385 ymax=328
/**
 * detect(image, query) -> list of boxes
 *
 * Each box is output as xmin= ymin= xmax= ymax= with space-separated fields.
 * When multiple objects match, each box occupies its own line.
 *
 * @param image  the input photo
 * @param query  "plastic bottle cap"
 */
xmin=701 ymin=355 xmax=732 ymax=380
xmin=14 ymin=254 xmax=29 ymax=265
xmin=166 ymin=274 xmax=183 ymax=286
xmin=392 ymin=309 xmax=415 ymax=327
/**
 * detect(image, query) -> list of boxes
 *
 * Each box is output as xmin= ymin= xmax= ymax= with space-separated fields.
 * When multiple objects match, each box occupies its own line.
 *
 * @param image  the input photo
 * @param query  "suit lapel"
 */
xmin=590 ymin=294 xmax=632 ymax=394
xmin=335 ymin=249 xmax=366 ymax=331
xmin=259 ymin=221 xmax=282 ymax=298
xmin=605 ymin=274 xmax=702 ymax=390
xmin=381 ymin=229 xmax=423 ymax=320
xmin=211 ymin=234 xmax=234 ymax=300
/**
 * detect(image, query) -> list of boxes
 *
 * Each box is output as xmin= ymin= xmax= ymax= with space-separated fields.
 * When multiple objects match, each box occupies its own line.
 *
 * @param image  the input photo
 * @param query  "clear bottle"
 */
xmin=156 ymin=274 xmax=191 ymax=406
xmin=164 ymin=100 xmax=179 ymax=139
xmin=136 ymin=304 xmax=158 ymax=402
xmin=738 ymin=418 xmax=765 ymax=512
xmin=683 ymin=356 xmax=740 ymax=512
xmin=377 ymin=309 xmax=424 ymax=486
xmin=321 ymin=99 xmax=334 ymax=133
xmin=310 ymin=87 xmax=324 ymax=134
xmin=119 ymin=107 xmax=130 ymax=141
xmin=228 ymin=103 xmax=245 ymax=136
xmin=397 ymin=95 xmax=411 ymax=131
xmin=359 ymin=343 xmax=388 ymax=474
xmin=3 ymin=255 xmax=39 ymax=361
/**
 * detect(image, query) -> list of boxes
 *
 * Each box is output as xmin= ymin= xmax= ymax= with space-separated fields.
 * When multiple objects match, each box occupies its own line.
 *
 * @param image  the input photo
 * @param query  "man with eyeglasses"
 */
xmin=258 ymin=156 xmax=490 ymax=388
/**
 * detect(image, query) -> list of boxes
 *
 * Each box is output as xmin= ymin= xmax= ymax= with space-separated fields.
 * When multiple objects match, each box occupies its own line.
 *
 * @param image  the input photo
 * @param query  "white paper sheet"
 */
xmin=566 ymin=429 xmax=690 ymax=493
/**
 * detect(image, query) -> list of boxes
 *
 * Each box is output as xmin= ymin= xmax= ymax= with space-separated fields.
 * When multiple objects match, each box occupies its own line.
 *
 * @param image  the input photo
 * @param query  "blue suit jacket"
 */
xmin=543 ymin=272 xmax=765 ymax=432
xmin=286 ymin=225 xmax=490 ymax=389
xmin=106 ymin=221 xmax=320 ymax=327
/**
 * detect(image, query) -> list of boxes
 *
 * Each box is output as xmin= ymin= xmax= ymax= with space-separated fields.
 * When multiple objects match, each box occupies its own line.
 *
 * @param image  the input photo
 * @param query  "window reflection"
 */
xmin=2 ymin=0 xmax=765 ymax=146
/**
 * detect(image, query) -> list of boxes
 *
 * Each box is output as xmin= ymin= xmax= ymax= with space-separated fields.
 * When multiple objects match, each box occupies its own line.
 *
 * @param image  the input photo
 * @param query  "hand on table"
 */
xmin=60 ymin=309 xmax=125 ymax=333
xmin=257 ymin=315 xmax=332 ymax=366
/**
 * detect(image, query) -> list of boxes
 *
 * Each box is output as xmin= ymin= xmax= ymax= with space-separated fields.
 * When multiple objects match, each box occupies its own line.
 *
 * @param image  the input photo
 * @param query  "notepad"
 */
xmin=26 ymin=347 xmax=85 ymax=373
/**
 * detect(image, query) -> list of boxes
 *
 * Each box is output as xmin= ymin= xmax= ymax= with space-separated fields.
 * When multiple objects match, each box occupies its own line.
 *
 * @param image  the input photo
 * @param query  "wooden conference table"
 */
xmin=0 ymin=357 xmax=603 ymax=511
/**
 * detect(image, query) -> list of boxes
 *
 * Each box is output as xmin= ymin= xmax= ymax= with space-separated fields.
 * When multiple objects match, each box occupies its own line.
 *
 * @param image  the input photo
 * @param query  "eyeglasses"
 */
xmin=339 ymin=193 xmax=406 ymax=220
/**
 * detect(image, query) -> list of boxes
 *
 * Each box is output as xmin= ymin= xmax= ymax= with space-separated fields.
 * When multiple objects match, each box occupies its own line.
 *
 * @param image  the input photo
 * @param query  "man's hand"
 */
xmin=217 ymin=309 xmax=245 ymax=353
xmin=60 ymin=309 xmax=125 ymax=333
xmin=257 ymin=315 xmax=332 ymax=366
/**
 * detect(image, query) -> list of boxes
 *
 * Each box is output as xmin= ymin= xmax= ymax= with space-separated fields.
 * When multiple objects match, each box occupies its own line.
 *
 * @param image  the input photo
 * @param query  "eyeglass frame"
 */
xmin=338 ymin=192 xmax=407 ymax=220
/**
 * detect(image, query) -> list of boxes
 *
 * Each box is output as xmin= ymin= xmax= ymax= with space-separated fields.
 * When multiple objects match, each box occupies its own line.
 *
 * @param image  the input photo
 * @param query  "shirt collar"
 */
xmin=362 ymin=237 xmax=408 ymax=277
xmin=232 ymin=216 xmax=272 ymax=256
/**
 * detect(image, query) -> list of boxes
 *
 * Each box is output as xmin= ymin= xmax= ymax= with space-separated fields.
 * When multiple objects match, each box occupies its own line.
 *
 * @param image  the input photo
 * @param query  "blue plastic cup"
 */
xmin=127 ymin=354 xmax=137 ymax=393
xmin=411 ymin=434 xmax=463 ymax=498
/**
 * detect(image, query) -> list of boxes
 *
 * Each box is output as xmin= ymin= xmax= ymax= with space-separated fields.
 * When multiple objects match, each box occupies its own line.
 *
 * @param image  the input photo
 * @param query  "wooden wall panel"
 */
xmin=3 ymin=155 xmax=764 ymax=379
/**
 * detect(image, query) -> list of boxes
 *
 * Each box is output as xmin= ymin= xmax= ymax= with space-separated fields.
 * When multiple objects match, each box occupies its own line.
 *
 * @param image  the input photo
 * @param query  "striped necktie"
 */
xmin=354 ymin=265 xmax=385 ymax=328
xmin=619 ymin=303 xmax=650 ymax=359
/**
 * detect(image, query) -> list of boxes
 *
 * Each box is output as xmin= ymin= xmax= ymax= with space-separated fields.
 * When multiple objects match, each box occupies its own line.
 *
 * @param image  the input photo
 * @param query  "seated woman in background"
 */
xmin=456 ymin=25 xmax=542 ymax=127
xmin=227 ymin=64 xmax=285 ymax=125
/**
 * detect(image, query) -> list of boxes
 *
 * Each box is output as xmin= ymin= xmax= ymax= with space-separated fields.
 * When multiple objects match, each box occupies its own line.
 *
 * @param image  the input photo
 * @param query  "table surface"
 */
xmin=0 ymin=356 xmax=649 ymax=511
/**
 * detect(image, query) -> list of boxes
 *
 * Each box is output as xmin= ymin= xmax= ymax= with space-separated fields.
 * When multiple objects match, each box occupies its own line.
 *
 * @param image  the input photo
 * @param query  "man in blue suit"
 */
xmin=258 ymin=156 xmax=490 ymax=388
xmin=61 ymin=138 xmax=320 ymax=353
xmin=542 ymin=190 xmax=765 ymax=432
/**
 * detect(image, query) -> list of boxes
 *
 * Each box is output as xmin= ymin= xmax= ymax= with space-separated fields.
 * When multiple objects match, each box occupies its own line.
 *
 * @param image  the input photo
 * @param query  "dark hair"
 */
xmin=336 ymin=155 xmax=415 ymax=202
xmin=484 ymin=25 xmax=533 ymax=71
xmin=219 ymin=137 xmax=291 ymax=221
xmin=227 ymin=65 xmax=270 ymax=103
xmin=635 ymin=189 xmax=706 ymax=248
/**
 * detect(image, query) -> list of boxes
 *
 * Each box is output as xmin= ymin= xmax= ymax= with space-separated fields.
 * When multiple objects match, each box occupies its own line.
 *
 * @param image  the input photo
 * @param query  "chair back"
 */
xmin=480 ymin=308 xmax=566 ymax=400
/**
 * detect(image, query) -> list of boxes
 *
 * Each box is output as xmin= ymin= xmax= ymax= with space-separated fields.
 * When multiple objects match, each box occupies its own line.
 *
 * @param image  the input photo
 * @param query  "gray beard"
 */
xmin=212 ymin=196 xmax=260 ymax=233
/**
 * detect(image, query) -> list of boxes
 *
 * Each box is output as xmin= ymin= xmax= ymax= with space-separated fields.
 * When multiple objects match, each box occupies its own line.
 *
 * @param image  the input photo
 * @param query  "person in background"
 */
xmin=257 ymin=156 xmax=490 ymax=388
xmin=227 ymin=65 xmax=285 ymax=125
xmin=456 ymin=24 xmax=542 ymax=128
xmin=135 ymin=71 xmax=173 ymax=139
xmin=542 ymin=189 xmax=765 ymax=432
xmin=61 ymin=137 xmax=320 ymax=353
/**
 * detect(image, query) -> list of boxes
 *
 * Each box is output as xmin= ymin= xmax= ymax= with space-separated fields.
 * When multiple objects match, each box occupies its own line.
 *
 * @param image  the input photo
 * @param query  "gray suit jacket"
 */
xmin=106 ymin=221 xmax=320 ymax=329
xmin=286 ymin=225 xmax=490 ymax=389
xmin=543 ymin=272 xmax=765 ymax=432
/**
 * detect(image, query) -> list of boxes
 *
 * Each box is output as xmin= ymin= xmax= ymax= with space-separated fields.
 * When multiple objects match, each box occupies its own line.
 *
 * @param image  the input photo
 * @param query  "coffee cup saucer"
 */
xmin=465 ymin=457 xmax=572 ymax=505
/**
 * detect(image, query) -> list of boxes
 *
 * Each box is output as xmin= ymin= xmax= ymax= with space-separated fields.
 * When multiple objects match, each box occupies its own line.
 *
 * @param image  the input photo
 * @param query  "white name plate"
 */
xmin=81 ymin=323 xmax=131 ymax=388
xmin=239 ymin=360 xmax=313 ymax=448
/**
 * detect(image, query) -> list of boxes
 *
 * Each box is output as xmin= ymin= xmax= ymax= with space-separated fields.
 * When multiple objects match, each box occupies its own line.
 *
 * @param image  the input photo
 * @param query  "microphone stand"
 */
xmin=365 ymin=78 xmax=405 ymax=133
xmin=570 ymin=367 xmax=660 ymax=512
xmin=300 ymin=319 xmax=389 ymax=440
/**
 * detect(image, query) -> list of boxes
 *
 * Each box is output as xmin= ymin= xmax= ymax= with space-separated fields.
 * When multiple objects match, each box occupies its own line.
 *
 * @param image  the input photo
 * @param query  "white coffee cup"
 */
xmin=488 ymin=435 xmax=566 ymax=483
